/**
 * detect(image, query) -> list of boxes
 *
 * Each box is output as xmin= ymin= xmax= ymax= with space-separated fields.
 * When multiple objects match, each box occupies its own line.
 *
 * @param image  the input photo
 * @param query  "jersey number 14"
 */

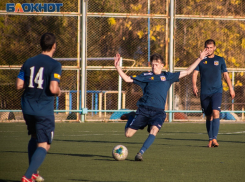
xmin=28 ymin=66 xmax=44 ymax=89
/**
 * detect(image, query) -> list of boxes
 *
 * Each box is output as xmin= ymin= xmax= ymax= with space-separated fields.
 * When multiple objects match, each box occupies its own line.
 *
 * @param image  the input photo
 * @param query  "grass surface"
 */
xmin=0 ymin=122 xmax=245 ymax=182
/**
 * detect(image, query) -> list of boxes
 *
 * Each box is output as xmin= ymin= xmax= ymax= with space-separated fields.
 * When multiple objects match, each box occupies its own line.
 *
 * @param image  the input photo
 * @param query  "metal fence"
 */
xmin=0 ymin=0 xmax=245 ymax=122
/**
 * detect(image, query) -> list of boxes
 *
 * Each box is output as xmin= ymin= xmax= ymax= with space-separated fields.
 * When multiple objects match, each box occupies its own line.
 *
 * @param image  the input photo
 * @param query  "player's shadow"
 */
xmin=70 ymin=179 xmax=128 ymax=182
xmin=48 ymin=152 xmax=140 ymax=162
xmin=0 ymin=179 xmax=19 ymax=182
xmin=54 ymin=139 xmax=141 ymax=145
xmin=159 ymin=137 xmax=244 ymax=147
xmin=1 ymin=150 xmax=116 ymax=162
xmin=50 ymin=152 xmax=116 ymax=161
xmin=0 ymin=151 xmax=27 ymax=154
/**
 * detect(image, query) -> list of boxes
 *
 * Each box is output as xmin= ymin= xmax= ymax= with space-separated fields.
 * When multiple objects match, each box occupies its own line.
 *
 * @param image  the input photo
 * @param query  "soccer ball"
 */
xmin=112 ymin=145 xmax=128 ymax=161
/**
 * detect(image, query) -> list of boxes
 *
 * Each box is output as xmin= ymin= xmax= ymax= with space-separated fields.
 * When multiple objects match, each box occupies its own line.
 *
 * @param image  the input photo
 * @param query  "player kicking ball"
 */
xmin=17 ymin=33 xmax=62 ymax=181
xmin=114 ymin=49 xmax=209 ymax=161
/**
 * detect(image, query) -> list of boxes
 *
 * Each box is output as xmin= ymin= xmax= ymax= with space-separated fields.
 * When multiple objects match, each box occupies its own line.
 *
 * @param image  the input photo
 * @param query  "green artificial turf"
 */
xmin=0 ymin=122 xmax=245 ymax=182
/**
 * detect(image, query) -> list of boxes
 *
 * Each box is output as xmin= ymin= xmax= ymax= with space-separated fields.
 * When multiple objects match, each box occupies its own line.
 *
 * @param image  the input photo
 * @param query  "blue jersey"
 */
xmin=194 ymin=55 xmax=227 ymax=95
xmin=131 ymin=71 xmax=180 ymax=110
xmin=17 ymin=54 xmax=62 ymax=116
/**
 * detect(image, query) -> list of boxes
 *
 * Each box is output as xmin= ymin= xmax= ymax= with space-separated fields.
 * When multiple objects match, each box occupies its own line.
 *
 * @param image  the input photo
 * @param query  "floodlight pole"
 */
xmin=168 ymin=0 xmax=175 ymax=122
xmin=118 ymin=57 xmax=123 ymax=110
xmin=148 ymin=0 xmax=150 ymax=63
xmin=80 ymin=0 xmax=87 ymax=122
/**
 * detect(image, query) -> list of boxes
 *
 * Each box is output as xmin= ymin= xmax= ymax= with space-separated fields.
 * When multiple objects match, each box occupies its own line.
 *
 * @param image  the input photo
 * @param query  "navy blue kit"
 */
xmin=195 ymin=55 xmax=227 ymax=115
xmin=129 ymin=71 xmax=180 ymax=131
xmin=18 ymin=54 xmax=61 ymax=144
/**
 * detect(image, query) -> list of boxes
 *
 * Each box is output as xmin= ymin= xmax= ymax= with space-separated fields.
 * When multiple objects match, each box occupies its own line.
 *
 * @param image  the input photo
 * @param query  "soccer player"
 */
xmin=114 ymin=49 xmax=209 ymax=161
xmin=192 ymin=39 xmax=235 ymax=148
xmin=16 ymin=33 xmax=62 ymax=182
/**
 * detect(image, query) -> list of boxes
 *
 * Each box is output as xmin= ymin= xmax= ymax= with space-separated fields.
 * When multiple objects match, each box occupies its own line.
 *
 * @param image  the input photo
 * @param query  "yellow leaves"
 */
xmin=231 ymin=0 xmax=241 ymax=5
xmin=240 ymin=23 xmax=245 ymax=30
xmin=137 ymin=30 xmax=144 ymax=39
xmin=108 ymin=17 xmax=116 ymax=26
xmin=230 ymin=57 xmax=240 ymax=67
xmin=222 ymin=80 xmax=229 ymax=91
xmin=217 ymin=5 xmax=223 ymax=9
xmin=154 ymin=25 xmax=164 ymax=32
xmin=125 ymin=21 xmax=132 ymax=30
xmin=130 ymin=4 xmax=142 ymax=12
xmin=151 ymin=35 xmax=156 ymax=41
xmin=241 ymin=38 xmax=245 ymax=49
xmin=216 ymin=48 xmax=220 ymax=54
xmin=235 ymin=80 xmax=243 ymax=87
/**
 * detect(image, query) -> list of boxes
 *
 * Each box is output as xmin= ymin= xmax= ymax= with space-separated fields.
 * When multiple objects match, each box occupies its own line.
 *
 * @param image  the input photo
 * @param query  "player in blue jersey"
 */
xmin=114 ymin=49 xmax=209 ymax=161
xmin=192 ymin=39 xmax=235 ymax=148
xmin=16 ymin=33 xmax=62 ymax=182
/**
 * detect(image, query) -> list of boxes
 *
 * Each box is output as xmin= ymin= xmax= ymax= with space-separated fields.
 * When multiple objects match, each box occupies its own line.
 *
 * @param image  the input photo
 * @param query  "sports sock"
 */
xmin=24 ymin=147 xmax=47 ymax=179
xmin=139 ymin=134 xmax=155 ymax=154
xmin=212 ymin=118 xmax=220 ymax=139
xmin=125 ymin=115 xmax=135 ymax=130
xmin=206 ymin=119 xmax=213 ymax=140
xmin=28 ymin=137 xmax=37 ymax=164
xmin=28 ymin=137 xmax=38 ymax=174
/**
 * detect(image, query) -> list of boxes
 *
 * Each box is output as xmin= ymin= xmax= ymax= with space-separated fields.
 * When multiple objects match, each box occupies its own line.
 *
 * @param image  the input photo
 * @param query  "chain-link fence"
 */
xmin=1 ymin=0 xmax=245 ymax=122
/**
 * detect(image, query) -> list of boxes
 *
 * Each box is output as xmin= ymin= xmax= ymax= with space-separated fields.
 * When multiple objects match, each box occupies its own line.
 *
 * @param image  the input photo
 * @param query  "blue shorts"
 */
xmin=23 ymin=114 xmax=55 ymax=144
xmin=129 ymin=105 xmax=166 ymax=131
xmin=200 ymin=93 xmax=222 ymax=116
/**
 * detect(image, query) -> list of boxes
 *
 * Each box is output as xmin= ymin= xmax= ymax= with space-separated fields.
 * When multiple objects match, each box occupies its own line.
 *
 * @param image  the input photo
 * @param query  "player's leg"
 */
xmin=28 ymin=135 xmax=37 ymax=165
xmin=125 ymin=108 xmax=147 ymax=138
xmin=25 ymin=142 xmax=49 ymax=182
xmin=22 ymin=114 xmax=38 ymax=182
xmin=136 ymin=126 xmax=158 ymax=159
xmin=211 ymin=93 xmax=222 ymax=147
xmin=205 ymin=115 xmax=213 ymax=147
xmin=122 ymin=112 xmax=136 ymax=131
xmin=135 ymin=109 xmax=165 ymax=161
xmin=125 ymin=128 xmax=137 ymax=137
xmin=23 ymin=115 xmax=54 ymax=181
xmin=201 ymin=95 xmax=213 ymax=147
xmin=24 ymin=115 xmax=38 ymax=166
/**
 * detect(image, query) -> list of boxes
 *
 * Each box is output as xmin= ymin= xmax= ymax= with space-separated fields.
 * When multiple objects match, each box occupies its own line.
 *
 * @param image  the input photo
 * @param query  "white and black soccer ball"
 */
xmin=112 ymin=145 xmax=128 ymax=161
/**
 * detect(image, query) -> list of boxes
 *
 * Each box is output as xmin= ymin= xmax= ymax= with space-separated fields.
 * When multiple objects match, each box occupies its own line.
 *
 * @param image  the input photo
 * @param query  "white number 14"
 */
xmin=28 ymin=66 xmax=44 ymax=89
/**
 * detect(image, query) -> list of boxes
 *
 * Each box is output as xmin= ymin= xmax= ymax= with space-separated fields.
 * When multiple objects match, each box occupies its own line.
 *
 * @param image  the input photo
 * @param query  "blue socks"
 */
xmin=28 ymin=137 xmax=37 ymax=174
xmin=28 ymin=137 xmax=37 ymax=165
xmin=24 ymin=147 xmax=47 ymax=178
xmin=139 ymin=134 xmax=155 ymax=154
xmin=206 ymin=118 xmax=220 ymax=140
xmin=212 ymin=118 xmax=220 ymax=139
xmin=206 ymin=119 xmax=213 ymax=140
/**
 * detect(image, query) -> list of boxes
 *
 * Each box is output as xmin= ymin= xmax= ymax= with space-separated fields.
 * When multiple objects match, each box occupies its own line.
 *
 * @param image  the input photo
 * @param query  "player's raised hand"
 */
xmin=114 ymin=53 xmax=121 ymax=68
xmin=199 ymin=48 xmax=209 ymax=60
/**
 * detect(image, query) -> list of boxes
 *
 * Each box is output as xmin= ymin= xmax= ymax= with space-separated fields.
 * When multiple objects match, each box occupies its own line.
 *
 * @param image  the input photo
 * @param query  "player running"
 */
xmin=16 ymin=33 xmax=62 ymax=181
xmin=192 ymin=39 xmax=235 ymax=148
xmin=114 ymin=49 xmax=209 ymax=161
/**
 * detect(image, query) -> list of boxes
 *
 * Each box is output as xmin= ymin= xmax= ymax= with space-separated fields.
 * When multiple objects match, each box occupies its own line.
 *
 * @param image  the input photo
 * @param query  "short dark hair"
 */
xmin=150 ymin=53 xmax=164 ymax=64
xmin=40 ymin=33 xmax=56 ymax=51
xmin=205 ymin=39 xmax=215 ymax=47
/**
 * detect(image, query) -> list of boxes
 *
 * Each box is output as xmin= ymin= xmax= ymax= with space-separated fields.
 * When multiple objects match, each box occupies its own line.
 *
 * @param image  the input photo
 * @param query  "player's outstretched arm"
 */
xmin=223 ymin=72 xmax=235 ymax=99
xmin=114 ymin=53 xmax=133 ymax=83
xmin=179 ymin=49 xmax=209 ymax=79
xmin=192 ymin=70 xmax=199 ymax=96
xmin=16 ymin=78 xmax=24 ymax=90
